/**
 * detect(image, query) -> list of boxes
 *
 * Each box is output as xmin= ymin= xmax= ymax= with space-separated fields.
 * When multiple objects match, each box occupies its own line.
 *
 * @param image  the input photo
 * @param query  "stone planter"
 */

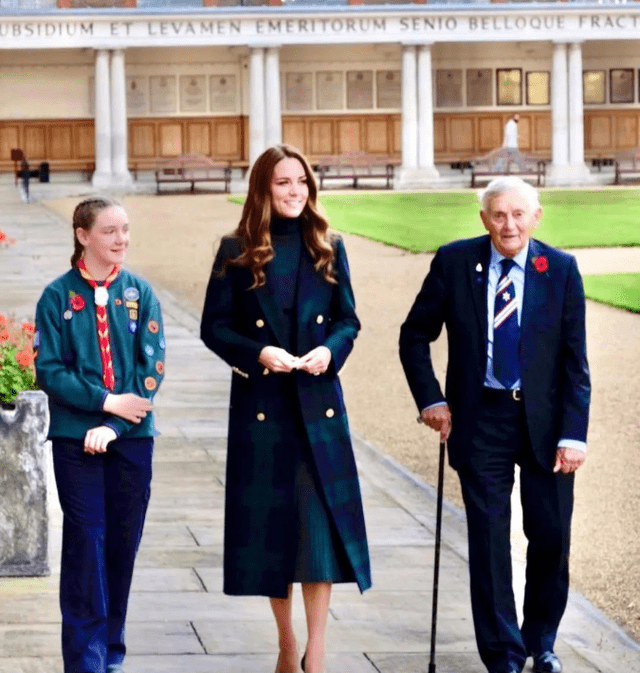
xmin=0 ymin=390 xmax=50 ymax=576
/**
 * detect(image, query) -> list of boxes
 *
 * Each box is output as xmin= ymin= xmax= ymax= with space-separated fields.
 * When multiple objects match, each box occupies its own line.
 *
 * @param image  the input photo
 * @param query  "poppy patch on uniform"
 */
xmin=115 ymin=298 xmax=122 ymax=306
xmin=155 ymin=361 xmax=165 ymax=375
xmin=147 ymin=320 xmax=159 ymax=334
xmin=145 ymin=345 xmax=154 ymax=357
xmin=144 ymin=376 xmax=157 ymax=391
xmin=124 ymin=287 xmax=140 ymax=302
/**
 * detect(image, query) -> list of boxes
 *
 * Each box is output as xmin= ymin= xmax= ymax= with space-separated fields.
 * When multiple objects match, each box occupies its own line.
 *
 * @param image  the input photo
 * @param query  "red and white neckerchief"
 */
xmin=76 ymin=259 xmax=120 ymax=390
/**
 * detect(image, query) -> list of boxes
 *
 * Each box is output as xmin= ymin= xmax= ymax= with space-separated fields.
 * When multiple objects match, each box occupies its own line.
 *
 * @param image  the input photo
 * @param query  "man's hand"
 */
xmin=297 ymin=346 xmax=332 ymax=376
xmin=103 ymin=393 xmax=152 ymax=423
xmin=259 ymin=346 xmax=299 ymax=373
xmin=553 ymin=446 xmax=586 ymax=474
xmin=84 ymin=426 xmax=117 ymax=454
xmin=419 ymin=403 xmax=452 ymax=441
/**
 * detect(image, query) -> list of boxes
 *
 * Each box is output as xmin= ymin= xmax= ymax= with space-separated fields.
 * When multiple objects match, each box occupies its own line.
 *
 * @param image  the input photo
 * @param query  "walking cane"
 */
xmin=429 ymin=439 xmax=446 ymax=673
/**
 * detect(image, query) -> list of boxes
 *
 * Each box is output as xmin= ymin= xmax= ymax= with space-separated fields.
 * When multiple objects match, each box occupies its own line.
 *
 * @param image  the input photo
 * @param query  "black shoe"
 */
xmin=301 ymin=652 xmax=306 ymax=672
xmin=532 ymin=651 xmax=562 ymax=673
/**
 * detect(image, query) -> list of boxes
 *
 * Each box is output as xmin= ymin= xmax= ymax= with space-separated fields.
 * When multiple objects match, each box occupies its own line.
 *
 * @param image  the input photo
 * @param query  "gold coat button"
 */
xmin=257 ymin=412 xmax=266 ymax=421
xmin=316 ymin=315 xmax=324 ymax=324
xmin=256 ymin=319 xmax=265 ymax=328
xmin=325 ymin=408 xmax=335 ymax=418
xmin=263 ymin=368 xmax=270 ymax=376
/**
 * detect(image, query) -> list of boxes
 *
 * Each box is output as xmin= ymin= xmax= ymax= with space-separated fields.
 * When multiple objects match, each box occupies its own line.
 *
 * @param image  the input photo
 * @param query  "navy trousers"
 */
xmin=52 ymin=437 xmax=153 ymax=673
xmin=457 ymin=393 xmax=574 ymax=673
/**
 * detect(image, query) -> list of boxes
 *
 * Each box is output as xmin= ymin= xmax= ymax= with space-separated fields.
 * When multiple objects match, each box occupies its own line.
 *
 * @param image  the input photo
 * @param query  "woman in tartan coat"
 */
xmin=200 ymin=145 xmax=371 ymax=673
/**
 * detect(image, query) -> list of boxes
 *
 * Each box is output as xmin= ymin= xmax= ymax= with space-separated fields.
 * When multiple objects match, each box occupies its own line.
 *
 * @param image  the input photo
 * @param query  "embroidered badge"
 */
xmin=159 ymin=338 xmax=166 ymax=350
xmin=155 ymin=361 xmax=165 ymax=375
xmin=70 ymin=294 xmax=86 ymax=311
xmin=128 ymin=321 xmax=137 ymax=334
xmin=144 ymin=376 xmax=157 ymax=391
xmin=532 ymin=256 xmax=549 ymax=273
xmin=147 ymin=320 xmax=159 ymax=334
xmin=64 ymin=310 xmax=73 ymax=321
xmin=115 ymin=298 xmax=122 ymax=306
xmin=124 ymin=287 xmax=140 ymax=302
xmin=129 ymin=309 xmax=138 ymax=320
xmin=125 ymin=301 xmax=138 ymax=309
xmin=145 ymin=345 xmax=154 ymax=357
xmin=475 ymin=263 xmax=483 ymax=272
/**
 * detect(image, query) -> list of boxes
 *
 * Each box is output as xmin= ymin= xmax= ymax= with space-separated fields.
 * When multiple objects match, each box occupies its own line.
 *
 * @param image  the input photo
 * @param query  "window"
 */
xmin=526 ymin=71 xmax=549 ymax=106
xmin=583 ymin=71 xmax=605 ymax=105
xmin=497 ymin=68 xmax=522 ymax=106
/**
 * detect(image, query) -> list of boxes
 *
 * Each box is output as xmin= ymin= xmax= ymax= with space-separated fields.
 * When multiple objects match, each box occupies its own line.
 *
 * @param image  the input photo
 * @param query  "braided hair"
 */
xmin=70 ymin=197 xmax=121 ymax=268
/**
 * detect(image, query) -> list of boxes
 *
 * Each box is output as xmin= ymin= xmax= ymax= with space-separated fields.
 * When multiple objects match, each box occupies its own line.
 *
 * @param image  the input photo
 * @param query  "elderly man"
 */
xmin=399 ymin=177 xmax=590 ymax=673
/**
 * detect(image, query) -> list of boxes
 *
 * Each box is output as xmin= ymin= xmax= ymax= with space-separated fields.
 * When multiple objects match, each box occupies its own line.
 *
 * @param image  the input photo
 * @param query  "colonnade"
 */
xmin=93 ymin=48 xmax=132 ymax=188
xmin=90 ymin=41 xmax=592 ymax=189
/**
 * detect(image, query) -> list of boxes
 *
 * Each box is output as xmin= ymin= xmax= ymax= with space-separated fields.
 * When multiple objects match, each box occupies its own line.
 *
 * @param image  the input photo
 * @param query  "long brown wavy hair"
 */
xmin=225 ymin=144 xmax=336 ymax=288
xmin=70 ymin=196 xmax=121 ymax=267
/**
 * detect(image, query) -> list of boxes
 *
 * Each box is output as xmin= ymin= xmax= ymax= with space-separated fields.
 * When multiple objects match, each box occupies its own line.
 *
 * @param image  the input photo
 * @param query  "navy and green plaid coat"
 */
xmin=200 ymin=233 xmax=371 ymax=597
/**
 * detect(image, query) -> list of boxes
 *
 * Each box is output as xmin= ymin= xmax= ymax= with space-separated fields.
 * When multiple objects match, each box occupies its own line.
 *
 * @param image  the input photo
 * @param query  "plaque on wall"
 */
xmin=285 ymin=72 xmax=313 ymax=111
xmin=209 ymin=75 xmax=236 ymax=113
xmin=317 ymin=71 xmax=344 ymax=111
xmin=466 ymin=69 xmax=492 ymax=107
xmin=436 ymin=69 xmax=463 ymax=108
xmin=583 ymin=70 xmax=605 ymax=104
xmin=150 ymin=76 xmax=177 ymax=115
xmin=376 ymin=70 xmax=401 ymax=109
xmin=610 ymin=69 xmax=634 ymax=104
xmin=526 ymin=71 xmax=549 ymax=106
xmin=347 ymin=70 xmax=373 ymax=110
xmin=179 ymin=75 xmax=207 ymax=113
xmin=127 ymin=77 xmax=148 ymax=116
xmin=497 ymin=69 xmax=522 ymax=106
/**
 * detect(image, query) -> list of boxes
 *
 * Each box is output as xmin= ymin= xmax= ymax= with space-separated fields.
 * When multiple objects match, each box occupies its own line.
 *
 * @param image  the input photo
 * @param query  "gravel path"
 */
xmin=45 ymin=194 xmax=640 ymax=641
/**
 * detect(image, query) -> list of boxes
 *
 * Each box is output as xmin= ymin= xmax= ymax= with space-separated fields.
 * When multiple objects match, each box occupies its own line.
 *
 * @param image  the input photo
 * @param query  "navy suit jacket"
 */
xmin=399 ymin=235 xmax=591 ymax=472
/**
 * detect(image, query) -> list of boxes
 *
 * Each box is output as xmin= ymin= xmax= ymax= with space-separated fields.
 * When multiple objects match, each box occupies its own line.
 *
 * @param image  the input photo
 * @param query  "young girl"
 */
xmin=201 ymin=145 xmax=371 ymax=673
xmin=35 ymin=197 xmax=165 ymax=673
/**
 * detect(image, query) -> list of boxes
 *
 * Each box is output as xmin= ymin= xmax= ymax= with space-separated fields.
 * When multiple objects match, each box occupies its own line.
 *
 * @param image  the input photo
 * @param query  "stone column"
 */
xmin=401 ymin=45 xmax=418 ymax=171
xmin=110 ymin=49 xmax=133 ymax=186
xmin=417 ymin=43 xmax=439 ymax=179
xmin=548 ymin=42 xmax=571 ymax=185
xmin=249 ymin=47 xmax=266 ymax=167
xmin=92 ymin=49 xmax=112 ymax=188
xmin=568 ymin=41 xmax=591 ymax=181
xmin=264 ymin=47 xmax=282 ymax=148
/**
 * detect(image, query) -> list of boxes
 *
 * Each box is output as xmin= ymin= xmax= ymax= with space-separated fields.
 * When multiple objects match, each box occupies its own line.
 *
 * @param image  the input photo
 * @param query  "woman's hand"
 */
xmin=259 ymin=346 xmax=299 ymax=373
xmin=297 ymin=346 xmax=332 ymax=376
xmin=103 ymin=393 xmax=152 ymax=423
xmin=83 ymin=426 xmax=117 ymax=454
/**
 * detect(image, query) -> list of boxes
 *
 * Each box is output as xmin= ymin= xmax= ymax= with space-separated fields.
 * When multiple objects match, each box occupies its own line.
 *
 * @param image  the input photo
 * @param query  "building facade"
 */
xmin=1 ymin=1 xmax=640 ymax=187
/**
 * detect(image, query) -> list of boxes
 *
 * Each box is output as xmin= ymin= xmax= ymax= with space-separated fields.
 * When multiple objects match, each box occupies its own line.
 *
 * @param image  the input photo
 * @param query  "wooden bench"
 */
xmin=614 ymin=149 xmax=640 ymax=185
xmin=470 ymin=149 xmax=547 ymax=188
xmin=155 ymin=154 xmax=232 ymax=194
xmin=315 ymin=151 xmax=395 ymax=189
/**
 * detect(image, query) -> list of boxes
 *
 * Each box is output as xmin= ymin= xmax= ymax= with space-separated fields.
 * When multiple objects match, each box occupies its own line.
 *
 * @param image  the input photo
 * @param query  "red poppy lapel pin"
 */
xmin=70 ymin=291 xmax=86 ymax=312
xmin=532 ymin=256 xmax=549 ymax=273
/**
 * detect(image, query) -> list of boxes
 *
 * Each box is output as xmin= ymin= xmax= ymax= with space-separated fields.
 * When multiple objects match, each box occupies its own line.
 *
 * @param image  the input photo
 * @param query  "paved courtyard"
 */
xmin=0 ymin=185 xmax=639 ymax=672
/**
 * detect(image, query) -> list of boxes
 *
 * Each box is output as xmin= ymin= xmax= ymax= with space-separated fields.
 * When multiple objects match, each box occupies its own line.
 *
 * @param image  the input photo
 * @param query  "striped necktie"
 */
xmin=77 ymin=259 xmax=119 ymax=390
xmin=493 ymin=258 xmax=520 ymax=389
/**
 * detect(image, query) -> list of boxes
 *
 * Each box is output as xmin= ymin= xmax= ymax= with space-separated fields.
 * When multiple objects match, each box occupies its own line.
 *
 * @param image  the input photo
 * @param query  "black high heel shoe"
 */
xmin=301 ymin=653 xmax=306 ymax=672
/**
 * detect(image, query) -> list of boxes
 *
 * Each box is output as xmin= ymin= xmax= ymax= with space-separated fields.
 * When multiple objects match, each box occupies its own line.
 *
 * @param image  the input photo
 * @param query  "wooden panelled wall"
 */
xmin=3 ymin=109 xmax=640 ymax=173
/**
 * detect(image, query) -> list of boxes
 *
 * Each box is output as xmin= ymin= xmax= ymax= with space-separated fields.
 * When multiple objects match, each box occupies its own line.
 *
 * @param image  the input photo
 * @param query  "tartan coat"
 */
xmin=200 ymin=232 xmax=371 ymax=597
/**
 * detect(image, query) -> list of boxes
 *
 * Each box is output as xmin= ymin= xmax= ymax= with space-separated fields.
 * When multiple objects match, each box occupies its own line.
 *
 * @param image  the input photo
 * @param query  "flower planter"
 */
xmin=0 ymin=390 xmax=50 ymax=576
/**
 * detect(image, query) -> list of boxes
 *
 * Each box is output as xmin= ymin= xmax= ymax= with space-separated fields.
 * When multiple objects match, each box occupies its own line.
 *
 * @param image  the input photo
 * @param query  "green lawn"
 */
xmin=318 ymin=189 xmax=640 ymax=253
xmin=583 ymin=273 xmax=640 ymax=313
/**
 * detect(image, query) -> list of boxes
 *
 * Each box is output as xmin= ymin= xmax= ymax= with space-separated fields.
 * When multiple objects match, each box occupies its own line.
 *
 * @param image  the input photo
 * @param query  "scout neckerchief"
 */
xmin=76 ymin=258 xmax=119 ymax=390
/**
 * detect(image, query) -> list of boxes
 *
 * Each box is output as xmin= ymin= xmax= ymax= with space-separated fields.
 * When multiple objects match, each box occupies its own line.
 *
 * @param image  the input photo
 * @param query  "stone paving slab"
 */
xmin=1 ymin=187 xmax=639 ymax=673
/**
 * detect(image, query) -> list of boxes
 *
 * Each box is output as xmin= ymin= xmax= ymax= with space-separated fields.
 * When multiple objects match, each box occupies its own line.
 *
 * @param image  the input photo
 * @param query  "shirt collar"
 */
xmin=489 ymin=240 xmax=530 ymax=272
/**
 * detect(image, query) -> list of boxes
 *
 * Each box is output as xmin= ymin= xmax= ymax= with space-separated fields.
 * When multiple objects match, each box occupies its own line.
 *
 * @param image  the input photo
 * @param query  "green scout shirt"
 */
xmin=35 ymin=267 xmax=165 ymax=440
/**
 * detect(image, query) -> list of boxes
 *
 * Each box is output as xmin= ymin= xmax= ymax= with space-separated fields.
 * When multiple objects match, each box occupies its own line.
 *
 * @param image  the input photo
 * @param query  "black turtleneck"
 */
xmin=268 ymin=216 xmax=303 ymax=350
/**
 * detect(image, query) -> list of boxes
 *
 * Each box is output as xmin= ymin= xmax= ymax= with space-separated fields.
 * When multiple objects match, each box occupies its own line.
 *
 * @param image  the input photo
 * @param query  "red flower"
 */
xmin=71 ymin=294 xmax=86 ymax=311
xmin=15 ymin=350 xmax=34 ymax=368
xmin=0 ymin=231 xmax=5 ymax=243
xmin=533 ymin=256 xmax=549 ymax=273
xmin=21 ymin=321 xmax=36 ymax=334
xmin=0 ymin=329 xmax=9 ymax=343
